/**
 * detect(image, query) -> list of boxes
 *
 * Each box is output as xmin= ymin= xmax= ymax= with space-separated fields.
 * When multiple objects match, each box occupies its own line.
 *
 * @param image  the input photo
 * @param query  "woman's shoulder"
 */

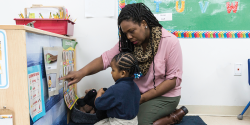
xmin=156 ymin=28 xmax=181 ymax=59
xmin=161 ymin=28 xmax=179 ymax=45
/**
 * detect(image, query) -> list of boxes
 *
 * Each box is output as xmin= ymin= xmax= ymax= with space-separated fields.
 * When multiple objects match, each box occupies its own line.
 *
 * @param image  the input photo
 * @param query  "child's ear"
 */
xmin=121 ymin=70 xmax=126 ymax=77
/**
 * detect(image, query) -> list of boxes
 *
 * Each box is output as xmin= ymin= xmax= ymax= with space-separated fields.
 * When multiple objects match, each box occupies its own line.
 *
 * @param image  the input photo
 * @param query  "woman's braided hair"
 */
xmin=112 ymin=52 xmax=141 ymax=77
xmin=118 ymin=3 xmax=162 ymax=89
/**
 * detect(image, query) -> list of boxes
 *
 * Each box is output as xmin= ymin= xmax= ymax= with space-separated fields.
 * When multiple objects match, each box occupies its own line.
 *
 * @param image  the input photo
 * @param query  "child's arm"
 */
xmin=94 ymin=88 xmax=105 ymax=105
xmin=94 ymin=87 xmax=118 ymax=110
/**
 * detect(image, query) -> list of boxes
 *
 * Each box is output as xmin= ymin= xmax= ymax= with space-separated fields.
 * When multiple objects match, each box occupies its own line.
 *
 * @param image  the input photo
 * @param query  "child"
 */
xmin=94 ymin=52 xmax=141 ymax=125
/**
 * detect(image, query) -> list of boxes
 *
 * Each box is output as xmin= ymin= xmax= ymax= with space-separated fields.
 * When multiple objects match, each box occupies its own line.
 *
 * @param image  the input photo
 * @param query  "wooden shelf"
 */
xmin=0 ymin=25 xmax=77 ymax=125
xmin=0 ymin=25 xmax=76 ymax=40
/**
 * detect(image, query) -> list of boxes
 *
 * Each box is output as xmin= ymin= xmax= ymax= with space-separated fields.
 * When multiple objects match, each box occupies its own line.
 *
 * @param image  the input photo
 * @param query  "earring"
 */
xmin=145 ymin=26 xmax=147 ymax=28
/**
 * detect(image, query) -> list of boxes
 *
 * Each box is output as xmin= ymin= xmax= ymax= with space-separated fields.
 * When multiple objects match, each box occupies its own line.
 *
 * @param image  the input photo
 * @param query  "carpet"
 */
xmin=68 ymin=116 xmax=207 ymax=125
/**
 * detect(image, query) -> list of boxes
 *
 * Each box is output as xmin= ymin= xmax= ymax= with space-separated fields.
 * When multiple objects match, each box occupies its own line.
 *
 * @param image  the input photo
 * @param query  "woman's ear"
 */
xmin=141 ymin=20 xmax=147 ymax=27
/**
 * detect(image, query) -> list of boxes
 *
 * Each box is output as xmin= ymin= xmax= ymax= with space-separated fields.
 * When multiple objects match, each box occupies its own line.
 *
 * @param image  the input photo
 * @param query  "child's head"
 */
xmin=111 ymin=52 xmax=141 ymax=82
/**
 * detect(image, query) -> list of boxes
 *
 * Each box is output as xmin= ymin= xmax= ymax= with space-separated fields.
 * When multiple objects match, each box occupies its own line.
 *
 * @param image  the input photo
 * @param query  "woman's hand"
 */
xmin=60 ymin=56 xmax=104 ymax=86
xmin=140 ymin=95 xmax=146 ymax=104
xmin=139 ymin=78 xmax=177 ymax=104
xmin=60 ymin=71 xmax=84 ymax=86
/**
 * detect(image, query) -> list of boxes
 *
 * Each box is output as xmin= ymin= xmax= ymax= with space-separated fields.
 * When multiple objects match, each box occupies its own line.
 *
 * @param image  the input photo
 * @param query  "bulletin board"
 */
xmin=26 ymin=33 xmax=67 ymax=125
xmin=119 ymin=0 xmax=250 ymax=38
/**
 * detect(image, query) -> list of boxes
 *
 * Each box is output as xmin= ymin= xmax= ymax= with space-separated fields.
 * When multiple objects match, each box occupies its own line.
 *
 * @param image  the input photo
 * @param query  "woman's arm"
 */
xmin=61 ymin=42 xmax=120 ymax=86
xmin=79 ymin=56 xmax=104 ymax=77
xmin=60 ymin=56 xmax=104 ymax=85
xmin=140 ymin=78 xmax=176 ymax=104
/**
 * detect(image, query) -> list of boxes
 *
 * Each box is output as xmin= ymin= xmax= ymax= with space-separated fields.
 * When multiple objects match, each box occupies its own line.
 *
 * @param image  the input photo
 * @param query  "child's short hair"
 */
xmin=112 ymin=52 xmax=141 ymax=78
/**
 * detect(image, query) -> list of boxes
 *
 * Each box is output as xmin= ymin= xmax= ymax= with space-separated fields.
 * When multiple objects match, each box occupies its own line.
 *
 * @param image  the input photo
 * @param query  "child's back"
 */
xmin=94 ymin=52 xmax=143 ymax=125
xmin=95 ymin=77 xmax=140 ymax=120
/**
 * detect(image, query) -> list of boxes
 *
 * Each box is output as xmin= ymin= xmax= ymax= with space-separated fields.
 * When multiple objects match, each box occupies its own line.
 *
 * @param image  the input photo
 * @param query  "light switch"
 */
xmin=234 ymin=63 xmax=242 ymax=76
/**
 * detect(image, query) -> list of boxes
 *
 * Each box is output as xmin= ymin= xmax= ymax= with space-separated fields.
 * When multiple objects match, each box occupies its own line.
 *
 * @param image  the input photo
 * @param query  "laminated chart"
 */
xmin=27 ymin=65 xmax=46 ymax=122
xmin=43 ymin=47 xmax=64 ymax=97
xmin=62 ymin=39 xmax=78 ymax=110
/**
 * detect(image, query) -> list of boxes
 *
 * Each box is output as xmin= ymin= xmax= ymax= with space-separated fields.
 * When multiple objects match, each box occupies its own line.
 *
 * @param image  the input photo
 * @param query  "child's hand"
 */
xmin=97 ymin=88 xmax=105 ymax=95
xmin=95 ymin=88 xmax=106 ymax=105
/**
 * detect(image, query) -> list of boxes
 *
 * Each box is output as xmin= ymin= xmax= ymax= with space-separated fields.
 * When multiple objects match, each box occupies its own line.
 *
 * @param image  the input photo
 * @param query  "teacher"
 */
xmin=62 ymin=3 xmax=188 ymax=125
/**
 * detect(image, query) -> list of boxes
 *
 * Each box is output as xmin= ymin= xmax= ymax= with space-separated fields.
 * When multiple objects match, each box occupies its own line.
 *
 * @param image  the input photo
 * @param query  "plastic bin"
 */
xmin=14 ymin=18 xmax=75 ymax=36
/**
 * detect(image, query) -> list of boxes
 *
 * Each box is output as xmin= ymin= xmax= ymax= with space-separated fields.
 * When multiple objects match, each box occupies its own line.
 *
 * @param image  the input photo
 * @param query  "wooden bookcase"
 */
xmin=0 ymin=25 xmax=77 ymax=125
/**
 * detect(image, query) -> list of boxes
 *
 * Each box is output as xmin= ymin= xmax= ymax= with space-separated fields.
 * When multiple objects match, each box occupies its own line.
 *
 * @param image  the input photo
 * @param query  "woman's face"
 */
xmin=120 ymin=20 xmax=149 ymax=46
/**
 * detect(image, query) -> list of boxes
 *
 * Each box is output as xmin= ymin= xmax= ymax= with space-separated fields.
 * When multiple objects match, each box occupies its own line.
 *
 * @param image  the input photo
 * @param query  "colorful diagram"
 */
xmin=62 ymin=39 xmax=78 ymax=110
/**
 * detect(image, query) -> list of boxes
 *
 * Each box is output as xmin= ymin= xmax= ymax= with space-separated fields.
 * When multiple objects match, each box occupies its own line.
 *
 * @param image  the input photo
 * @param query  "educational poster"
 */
xmin=62 ymin=39 xmax=78 ymax=109
xmin=64 ymin=85 xmax=78 ymax=109
xmin=0 ymin=30 xmax=9 ymax=89
xmin=26 ymin=33 xmax=68 ymax=125
xmin=119 ymin=0 xmax=250 ymax=38
xmin=43 ymin=47 xmax=63 ymax=97
xmin=27 ymin=65 xmax=46 ymax=122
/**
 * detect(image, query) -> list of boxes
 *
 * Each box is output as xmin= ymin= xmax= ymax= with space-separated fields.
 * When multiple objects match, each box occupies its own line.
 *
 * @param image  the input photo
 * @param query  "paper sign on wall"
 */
xmin=43 ymin=47 xmax=64 ymax=97
xmin=85 ymin=0 xmax=115 ymax=18
xmin=27 ymin=65 xmax=46 ymax=122
xmin=62 ymin=39 xmax=78 ymax=109
xmin=154 ymin=13 xmax=172 ymax=21
xmin=0 ymin=30 xmax=9 ymax=89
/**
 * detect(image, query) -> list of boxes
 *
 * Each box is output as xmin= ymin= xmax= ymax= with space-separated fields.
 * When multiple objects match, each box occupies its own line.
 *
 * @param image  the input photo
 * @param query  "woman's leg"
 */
xmin=137 ymin=96 xmax=180 ymax=125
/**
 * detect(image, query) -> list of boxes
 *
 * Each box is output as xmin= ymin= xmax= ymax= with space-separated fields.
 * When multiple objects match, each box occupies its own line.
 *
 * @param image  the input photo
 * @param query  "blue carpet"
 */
xmin=177 ymin=116 xmax=207 ymax=125
xmin=68 ymin=116 xmax=206 ymax=125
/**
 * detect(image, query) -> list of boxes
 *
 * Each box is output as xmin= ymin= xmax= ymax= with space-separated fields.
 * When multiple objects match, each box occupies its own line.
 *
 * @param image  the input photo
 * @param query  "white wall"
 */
xmin=1 ymin=0 xmax=250 ymax=107
xmin=180 ymin=39 xmax=250 ymax=106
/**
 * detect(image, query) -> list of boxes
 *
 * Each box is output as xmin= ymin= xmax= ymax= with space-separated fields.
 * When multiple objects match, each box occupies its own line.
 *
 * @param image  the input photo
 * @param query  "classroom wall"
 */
xmin=1 ymin=0 xmax=250 ymax=107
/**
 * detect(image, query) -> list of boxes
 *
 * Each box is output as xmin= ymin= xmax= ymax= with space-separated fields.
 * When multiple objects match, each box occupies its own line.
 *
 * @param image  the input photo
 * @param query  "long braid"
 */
xmin=113 ymin=52 xmax=141 ymax=77
xmin=118 ymin=3 xmax=161 ymax=88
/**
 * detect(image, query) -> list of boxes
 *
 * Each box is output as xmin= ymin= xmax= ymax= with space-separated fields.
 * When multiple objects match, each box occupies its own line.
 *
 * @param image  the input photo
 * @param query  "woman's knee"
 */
xmin=137 ymin=113 xmax=155 ymax=125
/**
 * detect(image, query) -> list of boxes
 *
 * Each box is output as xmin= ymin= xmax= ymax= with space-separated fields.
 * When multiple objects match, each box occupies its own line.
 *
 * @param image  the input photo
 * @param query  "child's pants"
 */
xmin=96 ymin=110 xmax=107 ymax=120
xmin=94 ymin=116 xmax=138 ymax=125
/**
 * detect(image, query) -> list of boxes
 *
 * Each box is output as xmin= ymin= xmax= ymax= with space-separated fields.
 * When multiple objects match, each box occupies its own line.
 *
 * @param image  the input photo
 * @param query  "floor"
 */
xmin=200 ymin=116 xmax=250 ymax=125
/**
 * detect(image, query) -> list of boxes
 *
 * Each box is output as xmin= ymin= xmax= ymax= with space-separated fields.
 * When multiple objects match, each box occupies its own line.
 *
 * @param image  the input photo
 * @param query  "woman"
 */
xmin=61 ymin=3 xmax=188 ymax=125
